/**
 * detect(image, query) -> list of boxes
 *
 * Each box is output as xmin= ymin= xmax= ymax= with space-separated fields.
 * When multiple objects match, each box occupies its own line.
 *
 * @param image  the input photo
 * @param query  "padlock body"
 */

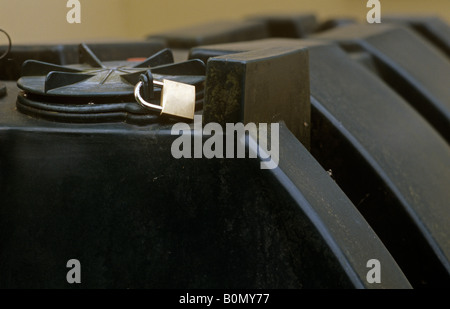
xmin=161 ymin=79 xmax=196 ymax=119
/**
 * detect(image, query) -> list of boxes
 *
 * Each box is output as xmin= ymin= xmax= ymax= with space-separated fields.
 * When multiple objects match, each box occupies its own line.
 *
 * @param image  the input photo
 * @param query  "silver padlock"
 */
xmin=134 ymin=79 xmax=196 ymax=120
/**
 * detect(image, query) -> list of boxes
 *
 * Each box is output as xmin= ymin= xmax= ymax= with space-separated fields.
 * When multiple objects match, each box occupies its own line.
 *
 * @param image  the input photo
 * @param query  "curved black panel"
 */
xmin=193 ymin=37 xmax=450 ymax=287
xmin=307 ymin=42 xmax=450 ymax=287
xmin=313 ymin=24 xmax=450 ymax=143
xmin=0 ymin=85 xmax=411 ymax=287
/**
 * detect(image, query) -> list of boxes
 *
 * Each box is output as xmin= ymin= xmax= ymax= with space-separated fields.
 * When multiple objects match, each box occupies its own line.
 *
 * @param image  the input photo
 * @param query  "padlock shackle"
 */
xmin=154 ymin=80 xmax=164 ymax=87
xmin=134 ymin=81 xmax=163 ymax=112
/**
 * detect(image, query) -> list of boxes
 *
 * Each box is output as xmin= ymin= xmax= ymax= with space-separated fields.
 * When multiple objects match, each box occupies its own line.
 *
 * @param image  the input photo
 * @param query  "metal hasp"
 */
xmin=313 ymin=24 xmax=450 ymax=143
xmin=189 ymin=37 xmax=450 ymax=287
xmin=16 ymin=44 xmax=206 ymax=124
xmin=383 ymin=15 xmax=450 ymax=57
xmin=147 ymin=21 xmax=269 ymax=49
xmin=247 ymin=14 xmax=318 ymax=38
xmin=203 ymin=46 xmax=311 ymax=149
xmin=0 ymin=82 xmax=410 ymax=288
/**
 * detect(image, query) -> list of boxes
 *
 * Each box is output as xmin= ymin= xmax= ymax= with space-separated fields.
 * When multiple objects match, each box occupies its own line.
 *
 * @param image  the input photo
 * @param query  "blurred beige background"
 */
xmin=0 ymin=0 xmax=449 ymax=44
